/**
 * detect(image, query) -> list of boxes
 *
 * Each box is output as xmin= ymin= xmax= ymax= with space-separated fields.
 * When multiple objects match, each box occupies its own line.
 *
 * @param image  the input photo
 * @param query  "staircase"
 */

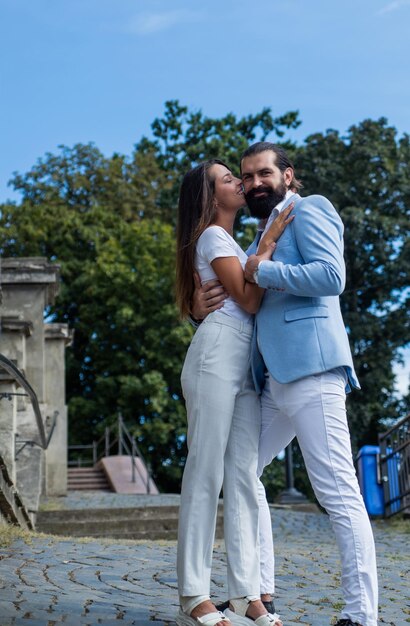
xmin=68 ymin=466 xmax=112 ymax=492
xmin=67 ymin=415 xmax=158 ymax=495
xmin=36 ymin=504 xmax=224 ymax=541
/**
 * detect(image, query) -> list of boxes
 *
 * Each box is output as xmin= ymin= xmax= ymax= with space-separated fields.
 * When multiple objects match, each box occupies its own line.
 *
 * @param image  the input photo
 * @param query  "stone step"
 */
xmin=67 ymin=481 xmax=111 ymax=489
xmin=37 ymin=517 xmax=224 ymax=536
xmin=67 ymin=466 xmax=111 ymax=492
xmin=67 ymin=477 xmax=110 ymax=485
xmin=68 ymin=469 xmax=104 ymax=476
xmin=68 ymin=467 xmax=105 ymax=474
xmin=68 ymin=475 xmax=109 ymax=482
xmin=67 ymin=483 xmax=109 ymax=488
xmin=37 ymin=505 xmax=186 ymax=523
xmin=40 ymin=528 xmax=223 ymax=541
xmin=36 ymin=505 xmax=224 ymax=540
xmin=37 ymin=517 xmax=179 ymax=534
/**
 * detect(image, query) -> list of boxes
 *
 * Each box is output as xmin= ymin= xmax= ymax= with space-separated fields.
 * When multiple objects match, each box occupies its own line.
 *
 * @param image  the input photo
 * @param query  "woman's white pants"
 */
xmin=177 ymin=312 xmax=261 ymax=599
xmin=258 ymin=369 xmax=378 ymax=626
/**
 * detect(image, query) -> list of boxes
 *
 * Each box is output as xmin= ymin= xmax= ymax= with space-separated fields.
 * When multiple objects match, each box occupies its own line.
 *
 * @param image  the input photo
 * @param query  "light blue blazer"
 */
xmin=248 ymin=193 xmax=360 ymax=394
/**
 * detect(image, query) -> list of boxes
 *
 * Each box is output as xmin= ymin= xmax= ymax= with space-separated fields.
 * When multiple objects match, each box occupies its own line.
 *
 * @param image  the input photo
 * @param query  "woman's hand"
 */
xmin=244 ymin=242 xmax=276 ymax=283
xmin=257 ymin=201 xmax=295 ymax=254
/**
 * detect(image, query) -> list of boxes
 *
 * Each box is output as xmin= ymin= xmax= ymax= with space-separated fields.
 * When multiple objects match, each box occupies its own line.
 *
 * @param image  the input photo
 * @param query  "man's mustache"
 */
xmin=245 ymin=186 xmax=273 ymax=200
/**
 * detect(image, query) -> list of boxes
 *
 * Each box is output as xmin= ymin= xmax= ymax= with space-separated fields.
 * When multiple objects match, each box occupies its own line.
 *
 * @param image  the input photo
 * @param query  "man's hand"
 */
xmin=191 ymin=273 xmax=227 ymax=321
xmin=245 ymin=244 xmax=276 ymax=283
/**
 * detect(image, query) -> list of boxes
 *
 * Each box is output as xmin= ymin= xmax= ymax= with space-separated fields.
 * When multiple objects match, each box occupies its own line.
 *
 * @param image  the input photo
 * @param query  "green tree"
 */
xmin=295 ymin=118 xmax=410 ymax=446
xmin=0 ymin=103 xmax=301 ymax=490
xmin=70 ymin=218 xmax=190 ymax=489
xmin=0 ymin=105 xmax=408 ymax=495
xmin=0 ymin=143 xmax=190 ymax=489
xmin=136 ymin=99 xmax=301 ymax=220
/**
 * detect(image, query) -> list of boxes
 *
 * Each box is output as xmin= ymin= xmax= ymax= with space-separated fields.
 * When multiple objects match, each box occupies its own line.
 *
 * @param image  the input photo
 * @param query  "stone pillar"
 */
xmin=44 ymin=324 xmax=73 ymax=495
xmin=0 ymin=319 xmax=33 ymax=489
xmin=0 ymin=257 xmax=65 ymax=521
xmin=0 ymin=258 xmax=60 ymax=403
xmin=0 ymin=372 xmax=17 ymax=484
xmin=14 ymin=404 xmax=44 ymax=518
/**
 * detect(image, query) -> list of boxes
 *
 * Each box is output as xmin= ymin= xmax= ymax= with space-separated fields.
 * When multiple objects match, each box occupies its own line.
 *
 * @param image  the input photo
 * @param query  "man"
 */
xmin=191 ymin=142 xmax=378 ymax=626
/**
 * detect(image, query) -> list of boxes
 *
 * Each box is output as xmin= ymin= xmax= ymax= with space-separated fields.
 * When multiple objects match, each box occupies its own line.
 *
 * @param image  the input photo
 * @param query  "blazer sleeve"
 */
xmin=257 ymin=196 xmax=346 ymax=297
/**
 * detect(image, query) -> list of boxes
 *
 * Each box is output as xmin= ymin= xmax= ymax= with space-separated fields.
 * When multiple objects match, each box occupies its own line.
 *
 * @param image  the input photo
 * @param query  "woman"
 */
xmin=175 ymin=159 xmax=293 ymax=626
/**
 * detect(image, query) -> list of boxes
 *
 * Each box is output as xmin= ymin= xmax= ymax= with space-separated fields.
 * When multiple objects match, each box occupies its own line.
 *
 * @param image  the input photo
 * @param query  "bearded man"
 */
xmin=191 ymin=142 xmax=378 ymax=626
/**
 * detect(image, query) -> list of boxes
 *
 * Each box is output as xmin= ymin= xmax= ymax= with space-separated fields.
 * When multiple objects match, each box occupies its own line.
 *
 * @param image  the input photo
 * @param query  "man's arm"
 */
xmin=190 ymin=273 xmax=227 ymax=323
xmin=245 ymin=196 xmax=346 ymax=297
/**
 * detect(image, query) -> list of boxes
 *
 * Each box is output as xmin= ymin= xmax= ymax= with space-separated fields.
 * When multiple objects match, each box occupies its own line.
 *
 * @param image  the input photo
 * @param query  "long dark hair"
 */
xmin=176 ymin=159 xmax=228 ymax=318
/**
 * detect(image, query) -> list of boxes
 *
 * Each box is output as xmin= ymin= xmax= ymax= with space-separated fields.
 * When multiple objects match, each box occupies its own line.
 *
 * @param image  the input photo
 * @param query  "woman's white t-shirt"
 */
xmin=195 ymin=225 xmax=252 ymax=323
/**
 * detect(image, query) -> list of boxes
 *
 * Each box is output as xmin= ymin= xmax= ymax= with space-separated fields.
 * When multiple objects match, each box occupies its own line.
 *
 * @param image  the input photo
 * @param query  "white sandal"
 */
xmin=176 ymin=608 xmax=230 ymax=625
xmin=224 ymin=597 xmax=282 ymax=626
xmin=176 ymin=596 xmax=231 ymax=626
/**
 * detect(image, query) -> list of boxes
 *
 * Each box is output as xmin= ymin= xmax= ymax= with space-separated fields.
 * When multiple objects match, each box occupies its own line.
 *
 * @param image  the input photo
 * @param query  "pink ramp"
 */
xmin=99 ymin=456 xmax=159 ymax=494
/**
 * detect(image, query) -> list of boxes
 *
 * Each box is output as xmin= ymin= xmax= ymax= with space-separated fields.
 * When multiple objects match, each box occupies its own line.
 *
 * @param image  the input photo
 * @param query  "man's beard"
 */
xmin=245 ymin=181 xmax=287 ymax=219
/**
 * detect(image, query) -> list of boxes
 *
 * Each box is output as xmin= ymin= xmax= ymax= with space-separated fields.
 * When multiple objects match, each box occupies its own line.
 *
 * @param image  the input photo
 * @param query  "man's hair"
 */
xmin=241 ymin=142 xmax=303 ymax=191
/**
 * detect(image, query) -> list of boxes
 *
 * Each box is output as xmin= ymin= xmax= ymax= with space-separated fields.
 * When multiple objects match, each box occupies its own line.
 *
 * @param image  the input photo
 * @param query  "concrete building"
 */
xmin=0 ymin=257 xmax=72 ymax=528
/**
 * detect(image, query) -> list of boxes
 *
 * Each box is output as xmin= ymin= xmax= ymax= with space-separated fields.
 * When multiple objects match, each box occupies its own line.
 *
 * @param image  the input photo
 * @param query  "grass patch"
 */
xmin=0 ymin=522 xmax=177 ymax=548
xmin=375 ymin=515 xmax=410 ymax=534
xmin=0 ymin=524 xmax=34 ymax=548
xmin=38 ymin=498 xmax=66 ymax=512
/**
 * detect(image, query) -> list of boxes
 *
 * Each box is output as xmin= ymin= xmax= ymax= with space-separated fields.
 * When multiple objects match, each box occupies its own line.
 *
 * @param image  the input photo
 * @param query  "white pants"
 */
xmin=258 ymin=369 xmax=378 ymax=626
xmin=177 ymin=312 xmax=261 ymax=599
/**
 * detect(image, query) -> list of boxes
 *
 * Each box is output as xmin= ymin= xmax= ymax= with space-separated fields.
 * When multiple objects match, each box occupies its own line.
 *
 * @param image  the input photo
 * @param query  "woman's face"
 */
xmin=210 ymin=164 xmax=245 ymax=213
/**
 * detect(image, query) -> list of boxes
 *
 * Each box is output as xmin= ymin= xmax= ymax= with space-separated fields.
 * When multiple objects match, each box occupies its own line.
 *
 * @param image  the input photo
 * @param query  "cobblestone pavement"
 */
xmin=0 ymin=497 xmax=408 ymax=626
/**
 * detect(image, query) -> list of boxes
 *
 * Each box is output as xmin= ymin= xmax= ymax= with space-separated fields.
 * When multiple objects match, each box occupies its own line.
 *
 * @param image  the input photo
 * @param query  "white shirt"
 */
xmin=260 ymin=190 xmax=295 ymax=238
xmin=195 ymin=225 xmax=252 ymax=323
xmin=255 ymin=190 xmax=295 ymax=284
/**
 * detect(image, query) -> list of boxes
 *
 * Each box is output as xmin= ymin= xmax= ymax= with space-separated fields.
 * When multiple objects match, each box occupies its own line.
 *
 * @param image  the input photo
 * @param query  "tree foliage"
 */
xmin=295 ymin=119 xmax=410 ymax=445
xmin=0 ymin=102 xmax=408 ymax=495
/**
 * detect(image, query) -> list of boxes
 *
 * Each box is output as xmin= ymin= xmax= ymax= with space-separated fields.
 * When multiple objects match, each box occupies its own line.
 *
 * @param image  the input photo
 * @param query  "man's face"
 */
xmin=241 ymin=151 xmax=292 ymax=219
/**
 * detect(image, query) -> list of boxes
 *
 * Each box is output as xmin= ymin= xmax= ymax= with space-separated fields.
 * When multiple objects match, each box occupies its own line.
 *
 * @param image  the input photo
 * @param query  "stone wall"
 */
xmin=0 ymin=258 xmax=72 ymax=525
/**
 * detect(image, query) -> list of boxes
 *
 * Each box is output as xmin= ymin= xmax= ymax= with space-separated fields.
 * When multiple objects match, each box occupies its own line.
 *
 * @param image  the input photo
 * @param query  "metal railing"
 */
xmin=379 ymin=413 xmax=410 ymax=517
xmin=68 ymin=414 xmax=154 ymax=493
xmin=0 ymin=352 xmax=58 ymax=452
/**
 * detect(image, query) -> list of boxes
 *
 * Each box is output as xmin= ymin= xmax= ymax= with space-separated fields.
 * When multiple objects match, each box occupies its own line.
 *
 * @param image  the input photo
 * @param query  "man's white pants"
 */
xmin=177 ymin=312 xmax=261 ymax=599
xmin=258 ymin=368 xmax=378 ymax=626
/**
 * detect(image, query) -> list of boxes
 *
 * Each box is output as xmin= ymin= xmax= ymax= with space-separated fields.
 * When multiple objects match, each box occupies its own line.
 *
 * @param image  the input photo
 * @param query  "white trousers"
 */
xmin=177 ymin=312 xmax=261 ymax=599
xmin=258 ymin=369 xmax=378 ymax=626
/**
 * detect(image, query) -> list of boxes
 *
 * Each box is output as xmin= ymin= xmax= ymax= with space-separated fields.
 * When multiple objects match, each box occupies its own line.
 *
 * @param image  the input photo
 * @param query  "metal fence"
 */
xmin=0 ymin=352 xmax=58 ymax=454
xmin=68 ymin=414 xmax=154 ymax=493
xmin=378 ymin=413 xmax=410 ymax=517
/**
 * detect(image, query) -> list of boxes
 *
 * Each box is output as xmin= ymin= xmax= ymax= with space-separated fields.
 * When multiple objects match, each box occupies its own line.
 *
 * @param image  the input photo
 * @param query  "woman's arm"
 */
xmin=211 ymin=243 xmax=276 ymax=314
xmin=211 ymin=257 xmax=263 ymax=314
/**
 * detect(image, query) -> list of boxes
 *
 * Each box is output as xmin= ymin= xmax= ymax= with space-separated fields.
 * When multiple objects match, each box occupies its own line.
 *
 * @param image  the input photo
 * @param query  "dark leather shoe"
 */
xmin=216 ymin=599 xmax=277 ymax=614
xmin=334 ymin=620 xmax=362 ymax=626
xmin=262 ymin=599 xmax=276 ymax=614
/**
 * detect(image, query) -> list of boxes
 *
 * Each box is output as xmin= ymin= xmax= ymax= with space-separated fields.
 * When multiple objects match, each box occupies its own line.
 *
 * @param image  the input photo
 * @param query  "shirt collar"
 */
xmin=257 ymin=190 xmax=295 ymax=231
xmin=275 ymin=189 xmax=295 ymax=214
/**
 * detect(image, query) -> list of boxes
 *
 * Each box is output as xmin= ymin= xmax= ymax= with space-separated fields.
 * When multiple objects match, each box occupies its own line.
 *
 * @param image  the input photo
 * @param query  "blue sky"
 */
xmin=0 ymin=0 xmax=409 ymax=394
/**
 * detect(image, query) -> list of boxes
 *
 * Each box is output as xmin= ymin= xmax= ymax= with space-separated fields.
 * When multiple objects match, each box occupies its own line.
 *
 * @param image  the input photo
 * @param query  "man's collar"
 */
xmin=275 ymin=190 xmax=295 ymax=214
xmin=256 ymin=190 xmax=296 ymax=231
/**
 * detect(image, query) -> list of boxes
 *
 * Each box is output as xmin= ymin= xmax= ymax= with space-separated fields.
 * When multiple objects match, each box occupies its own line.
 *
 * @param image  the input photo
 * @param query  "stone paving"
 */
xmin=0 ymin=493 xmax=409 ymax=626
